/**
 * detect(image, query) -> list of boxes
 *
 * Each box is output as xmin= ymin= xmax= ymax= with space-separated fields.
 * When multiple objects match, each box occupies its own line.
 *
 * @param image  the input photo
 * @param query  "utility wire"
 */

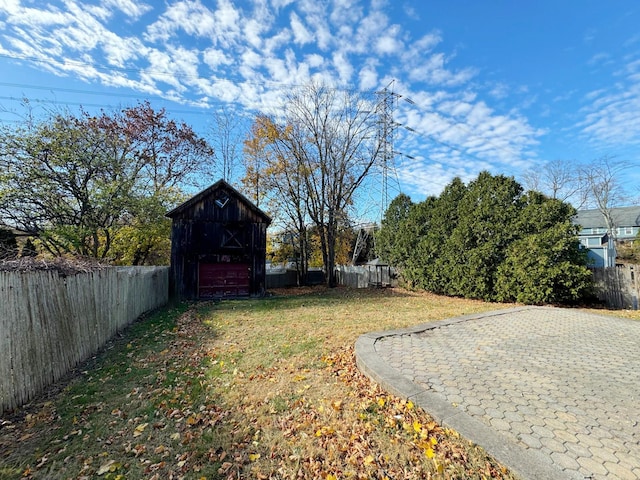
xmin=0 ymin=52 xmax=379 ymax=94
xmin=0 ymin=94 xmax=217 ymax=116
xmin=3 ymin=51 xmax=532 ymax=168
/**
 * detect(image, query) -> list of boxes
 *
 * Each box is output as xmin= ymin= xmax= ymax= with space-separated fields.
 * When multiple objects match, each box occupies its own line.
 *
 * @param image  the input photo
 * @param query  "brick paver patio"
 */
xmin=356 ymin=307 xmax=640 ymax=480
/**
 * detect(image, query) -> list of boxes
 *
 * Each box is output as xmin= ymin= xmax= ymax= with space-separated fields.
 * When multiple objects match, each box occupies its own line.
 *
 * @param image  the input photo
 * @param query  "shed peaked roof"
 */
xmin=573 ymin=206 xmax=640 ymax=228
xmin=165 ymin=179 xmax=271 ymax=223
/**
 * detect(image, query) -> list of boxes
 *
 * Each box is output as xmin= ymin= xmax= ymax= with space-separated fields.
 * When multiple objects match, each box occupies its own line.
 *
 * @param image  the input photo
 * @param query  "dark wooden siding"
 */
xmin=167 ymin=180 xmax=270 ymax=300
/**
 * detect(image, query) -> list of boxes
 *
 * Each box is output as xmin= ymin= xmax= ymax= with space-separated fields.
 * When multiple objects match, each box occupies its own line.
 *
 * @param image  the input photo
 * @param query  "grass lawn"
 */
xmin=2 ymin=287 xmax=636 ymax=479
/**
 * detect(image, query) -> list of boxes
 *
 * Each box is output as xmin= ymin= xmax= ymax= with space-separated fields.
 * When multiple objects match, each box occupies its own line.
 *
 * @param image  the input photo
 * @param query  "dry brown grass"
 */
xmin=195 ymin=287 xmax=518 ymax=480
xmin=6 ymin=286 xmax=632 ymax=479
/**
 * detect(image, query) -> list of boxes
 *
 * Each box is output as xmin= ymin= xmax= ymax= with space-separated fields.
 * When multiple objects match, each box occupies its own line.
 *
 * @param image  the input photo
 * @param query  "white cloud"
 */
xmin=580 ymin=86 xmax=640 ymax=145
xmin=145 ymin=1 xmax=220 ymax=43
xmin=408 ymin=52 xmax=476 ymax=87
xmin=395 ymin=32 xmax=442 ymax=74
xmin=403 ymin=4 xmax=418 ymax=20
xmin=203 ymin=47 xmax=233 ymax=69
xmin=375 ymin=25 xmax=404 ymax=56
xmin=395 ymin=84 xmax=542 ymax=193
xmin=353 ymin=10 xmax=387 ymax=53
xmin=0 ymin=1 xmax=68 ymax=27
xmin=270 ymin=0 xmax=295 ymax=10
xmin=295 ymin=0 xmax=333 ymax=50
xmin=102 ymin=33 xmax=146 ymax=67
xmin=304 ymin=53 xmax=324 ymax=68
xmin=241 ymin=48 xmax=263 ymax=69
xmin=310 ymin=18 xmax=333 ymax=51
xmin=358 ymin=64 xmax=378 ymax=90
xmin=212 ymin=78 xmax=241 ymax=102
xmin=330 ymin=0 xmax=362 ymax=26
xmin=395 ymin=158 xmax=477 ymax=198
xmin=214 ymin=0 xmax=241 ymax=42
xmin=332 ymin=50 xmax=353 ymax=84
xmin=488 ymin=82 xmax=509 ymax=99
xmin=290 ymin=11 xmax=312 ymax=45
xmin=438 ymin=99 xmax=473 ymax=118
xmin=101 ymin=0 xmax=152 ymax=20
xmin=244 ymin=18 xmax=265 ymax=49
xmin=143 ymin=49 xmax=180 ymax=89
xmin=0 ymin=0 xmax=545 ymax=199
xmin=579 ymin=57 xmax=640 ymax=147
xmin=263 ymin=28 xmax=292 ymax=54
xmin=587 ymin=52 xmax=613 ymax=68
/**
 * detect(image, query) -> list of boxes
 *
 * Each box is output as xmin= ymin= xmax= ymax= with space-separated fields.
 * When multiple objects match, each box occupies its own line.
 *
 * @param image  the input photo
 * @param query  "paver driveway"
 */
xmin=355 ymin=307 xmax=640 ymax=480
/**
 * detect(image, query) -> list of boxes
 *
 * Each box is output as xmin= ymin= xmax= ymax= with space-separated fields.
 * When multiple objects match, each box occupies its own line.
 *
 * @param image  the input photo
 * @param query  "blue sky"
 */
xmin=1 ymin=0 xmax=639 ymax=220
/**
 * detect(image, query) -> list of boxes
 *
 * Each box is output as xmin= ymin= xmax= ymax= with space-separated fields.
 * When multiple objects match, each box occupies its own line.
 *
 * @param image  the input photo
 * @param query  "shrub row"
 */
xmin=376 ymin=172 xmax=592 ymax=304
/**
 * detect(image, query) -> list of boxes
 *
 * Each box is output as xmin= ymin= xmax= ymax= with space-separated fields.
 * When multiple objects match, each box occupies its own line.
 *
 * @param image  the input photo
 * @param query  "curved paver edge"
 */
xmin=355 ymin=306 xmax=584 ymax=480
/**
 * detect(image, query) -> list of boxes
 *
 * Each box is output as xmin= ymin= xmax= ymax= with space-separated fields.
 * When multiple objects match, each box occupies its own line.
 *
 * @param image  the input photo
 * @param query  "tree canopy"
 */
xmin=242 ymin=83 xmax=382 ymax=286
xmin=377 ymin=172 xmax=592 ymax=304
xmin=0 ymin=102 xmax=213 ymax=264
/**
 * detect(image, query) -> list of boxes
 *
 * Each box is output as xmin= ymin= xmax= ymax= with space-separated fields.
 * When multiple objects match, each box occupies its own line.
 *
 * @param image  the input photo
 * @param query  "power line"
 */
xmin=375 ymin=80 xmax=398 ymax=220
xmin=0 ymin=52 xmax=380 ymax=95
xmin=2 ymin=53 xmax=535 ymax=162
xmin=0 ymin=94 xmax=215 ymax=116
xmin=394 ymin=93 xmax=528 ymax=161
xmin=2 ymin=52 xmax=533 ymax=186
xmin=0 ymin=81 xmax=159 ymax=100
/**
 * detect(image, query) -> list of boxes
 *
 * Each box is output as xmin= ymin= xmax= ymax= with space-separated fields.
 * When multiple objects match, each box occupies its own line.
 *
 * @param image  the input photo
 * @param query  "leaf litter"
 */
xmin=0 ymin=288 xmax=518 ymax=479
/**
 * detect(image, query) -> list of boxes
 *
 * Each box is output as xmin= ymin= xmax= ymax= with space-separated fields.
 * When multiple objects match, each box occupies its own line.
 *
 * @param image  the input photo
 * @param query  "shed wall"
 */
xmin=168 ymin=184 xmax=269 ymax=300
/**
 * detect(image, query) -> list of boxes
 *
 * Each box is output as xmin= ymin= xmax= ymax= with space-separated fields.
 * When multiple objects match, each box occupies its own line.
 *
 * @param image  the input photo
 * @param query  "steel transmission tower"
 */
xmin=352 ymin=81 xmax=410 ymax=265
xmin=375 ymin=81 xmax=399 ymax=223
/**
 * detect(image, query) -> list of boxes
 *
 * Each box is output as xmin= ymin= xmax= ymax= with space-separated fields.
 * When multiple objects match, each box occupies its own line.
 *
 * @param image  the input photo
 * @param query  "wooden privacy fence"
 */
xmin=266 ymin=269 xmax=299 ymax=288
xmin=335 ymin=265 xmax=396 ymax=289
xmin=591 ymin=264 xmax=639 ymax=310
xmin=266 ymin=269 xmax=326 ymax=288
xmin=0 ymin=266 xmax=169 ymax=415
xmin=266 ymin=266 xmax=395 ymax=289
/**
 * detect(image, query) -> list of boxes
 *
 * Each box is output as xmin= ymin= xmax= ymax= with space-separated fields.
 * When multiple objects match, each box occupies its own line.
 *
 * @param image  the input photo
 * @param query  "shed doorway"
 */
xmin=198 ymin=263 xmax=250 ymax=298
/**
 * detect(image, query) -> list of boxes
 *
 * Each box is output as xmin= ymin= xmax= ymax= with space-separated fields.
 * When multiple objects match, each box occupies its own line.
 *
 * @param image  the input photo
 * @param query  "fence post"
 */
xmin=0 ymin=266 xmax=169 ymax=415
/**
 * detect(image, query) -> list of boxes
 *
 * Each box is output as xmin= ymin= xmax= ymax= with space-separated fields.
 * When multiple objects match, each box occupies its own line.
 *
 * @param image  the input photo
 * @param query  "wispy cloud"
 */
xmin=0 ymin=0 xmax=545 ymax=200
xmin=579 ymin=56 xmax=640 ymax=147
xmin=587 ymin=52 xmax=612 ymax=67
xmin=289 ymin=11 xmax=312 ymax=45
xmin=102 ymin=0 xmax=152 ymax=20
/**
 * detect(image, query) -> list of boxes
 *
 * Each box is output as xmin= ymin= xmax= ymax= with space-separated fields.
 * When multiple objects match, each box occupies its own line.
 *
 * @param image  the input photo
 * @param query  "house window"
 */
xmin=625 ymin=227 xmax=633 ymax=235
xmin=587 ymin=237 xmax=601 ymax=247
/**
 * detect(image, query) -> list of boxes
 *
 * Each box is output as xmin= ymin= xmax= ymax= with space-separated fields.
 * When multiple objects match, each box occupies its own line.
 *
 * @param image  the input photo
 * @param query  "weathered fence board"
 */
xmin=0 ymin=266 xmax=168 ymax=415
xmin=591 ymin=264 xmax=639 ymax=310
xmin=266 ymin=270 xmax=299 ymax=289
xmin=335 ymin=265 xmax=396 ymax=289
xmin=266 ymin=266 xmax=395 ymax=289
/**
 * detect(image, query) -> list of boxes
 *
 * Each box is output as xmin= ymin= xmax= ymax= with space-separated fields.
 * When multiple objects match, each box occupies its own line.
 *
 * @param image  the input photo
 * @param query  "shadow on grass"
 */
xmin=205 ymin=285 xmax=414 ymax=315
xmin=0 ymin=302 xmax=201 ymax=479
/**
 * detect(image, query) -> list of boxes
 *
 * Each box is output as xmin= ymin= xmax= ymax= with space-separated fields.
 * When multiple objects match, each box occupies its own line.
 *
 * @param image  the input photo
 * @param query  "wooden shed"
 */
xmin=166 ymin=180 xmax=271 ymax=300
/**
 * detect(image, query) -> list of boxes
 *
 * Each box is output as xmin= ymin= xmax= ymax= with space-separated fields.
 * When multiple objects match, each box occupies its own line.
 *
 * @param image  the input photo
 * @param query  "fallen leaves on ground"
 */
xmin=0 ymin=290 xmax=517 ymax=480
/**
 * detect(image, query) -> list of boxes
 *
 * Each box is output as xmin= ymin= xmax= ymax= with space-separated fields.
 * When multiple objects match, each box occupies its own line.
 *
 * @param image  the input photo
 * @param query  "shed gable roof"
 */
xmin=165 ymin=179 xmax=271 ymax=224
xmin=573 ymin=206 xmax=640 ymax=229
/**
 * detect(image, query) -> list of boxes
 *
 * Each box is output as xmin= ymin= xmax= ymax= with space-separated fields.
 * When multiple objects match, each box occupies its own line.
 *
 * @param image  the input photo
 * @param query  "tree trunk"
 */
xmin=325 ymin=214 xmax=338 ymax=287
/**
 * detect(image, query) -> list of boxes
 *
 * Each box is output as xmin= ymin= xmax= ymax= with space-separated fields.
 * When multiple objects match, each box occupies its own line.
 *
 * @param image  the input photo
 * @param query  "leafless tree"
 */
xmin=579 ymin=155 xmax=630 ymax=240
xmin=242 ymin=115 xmax=312 ymax=284
xmin=210 ymin=107 xmax=245 ymax=184
xmin=268 ymin=82 xmax=382 ymax=287
xmin=522 ymin=159 xmax=587 ymax=208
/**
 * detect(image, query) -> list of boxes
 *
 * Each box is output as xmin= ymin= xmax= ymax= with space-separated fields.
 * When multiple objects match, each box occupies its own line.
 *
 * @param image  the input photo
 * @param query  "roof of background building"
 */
xmin=573 ymin=206 xmax=640 ymax=229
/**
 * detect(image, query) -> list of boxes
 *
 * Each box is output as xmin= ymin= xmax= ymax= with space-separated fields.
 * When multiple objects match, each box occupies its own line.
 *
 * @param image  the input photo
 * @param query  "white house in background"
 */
xmin=573 ymin=206 xmax=640 ymax=267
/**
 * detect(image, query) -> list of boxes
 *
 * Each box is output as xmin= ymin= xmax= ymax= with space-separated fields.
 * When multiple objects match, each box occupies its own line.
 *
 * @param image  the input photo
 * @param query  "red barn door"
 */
xmin=198 ymin=263 xmax=250 ymax=298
